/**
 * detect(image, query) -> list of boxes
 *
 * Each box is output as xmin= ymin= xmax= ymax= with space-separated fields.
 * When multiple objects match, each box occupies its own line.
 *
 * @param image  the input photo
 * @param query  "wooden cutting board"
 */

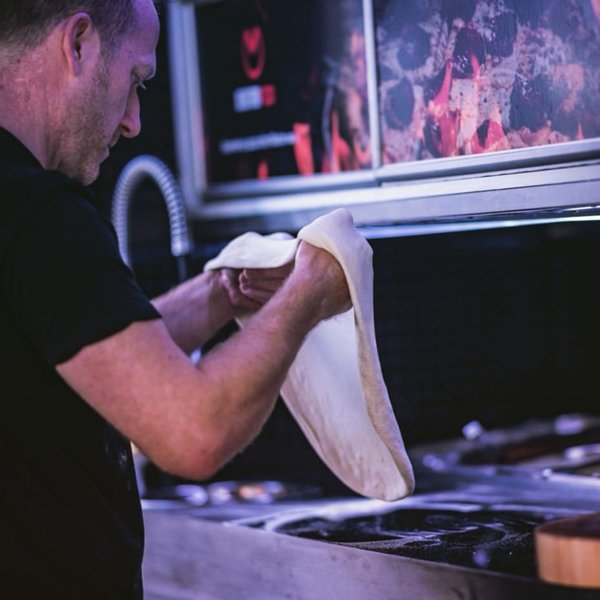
xmin=535 ymin=512 xmax=600 ymax=588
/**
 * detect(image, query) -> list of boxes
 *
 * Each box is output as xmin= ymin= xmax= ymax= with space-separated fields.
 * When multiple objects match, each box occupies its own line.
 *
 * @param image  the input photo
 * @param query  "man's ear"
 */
xmin=61 ymin=12 xmax=100 ymax=76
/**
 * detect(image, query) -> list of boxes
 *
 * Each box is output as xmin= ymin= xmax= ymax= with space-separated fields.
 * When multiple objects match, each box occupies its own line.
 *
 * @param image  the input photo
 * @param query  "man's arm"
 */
xmin=152 ymin=264 xmax=293 ymax=355
xmin=56 ymin=242 xmax=349 ymax=481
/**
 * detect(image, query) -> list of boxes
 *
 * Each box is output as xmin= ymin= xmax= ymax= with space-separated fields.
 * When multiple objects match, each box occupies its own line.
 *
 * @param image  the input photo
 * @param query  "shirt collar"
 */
xmin=0 ymin=127 xmax=43 ymax=169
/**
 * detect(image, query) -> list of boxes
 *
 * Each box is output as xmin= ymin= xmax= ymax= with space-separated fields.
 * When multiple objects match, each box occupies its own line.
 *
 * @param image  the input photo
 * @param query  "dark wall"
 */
xmin=372 ymin=221 xmax=600 ymax=445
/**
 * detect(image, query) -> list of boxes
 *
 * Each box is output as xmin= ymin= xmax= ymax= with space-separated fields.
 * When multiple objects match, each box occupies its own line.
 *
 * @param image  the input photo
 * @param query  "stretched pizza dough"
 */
xmin=204 ymin=209 xmax=414 ymax=501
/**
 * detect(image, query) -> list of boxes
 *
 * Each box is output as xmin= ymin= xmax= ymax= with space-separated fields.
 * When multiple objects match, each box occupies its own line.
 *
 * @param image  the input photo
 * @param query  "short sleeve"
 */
xmin=5 ymin=190 xmax=161 ymax=365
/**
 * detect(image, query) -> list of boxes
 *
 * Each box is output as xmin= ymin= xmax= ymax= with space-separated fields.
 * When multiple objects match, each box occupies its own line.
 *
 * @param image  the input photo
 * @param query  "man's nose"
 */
xmin=120 ymin=93 xmax=142 ymax=138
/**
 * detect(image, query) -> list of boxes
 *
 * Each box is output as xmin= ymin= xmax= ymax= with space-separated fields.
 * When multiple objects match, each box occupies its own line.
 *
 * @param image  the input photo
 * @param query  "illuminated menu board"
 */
xmin=374 ymin=0 xmax=600 ymax=163
xmin=196 ymin=0 xmax=371 ymax=184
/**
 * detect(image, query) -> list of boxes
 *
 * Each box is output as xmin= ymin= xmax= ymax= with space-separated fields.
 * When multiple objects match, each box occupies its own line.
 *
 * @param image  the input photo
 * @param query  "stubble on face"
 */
xmin=56 ymin=56 xmax=116 ymax=186
xmin=54 ymin=0 xmax=159 ymax=185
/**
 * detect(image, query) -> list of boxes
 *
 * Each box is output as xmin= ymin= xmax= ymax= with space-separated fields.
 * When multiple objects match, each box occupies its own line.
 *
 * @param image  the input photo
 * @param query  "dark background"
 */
xmin=95 ymin=3 xmax=600 ymax=496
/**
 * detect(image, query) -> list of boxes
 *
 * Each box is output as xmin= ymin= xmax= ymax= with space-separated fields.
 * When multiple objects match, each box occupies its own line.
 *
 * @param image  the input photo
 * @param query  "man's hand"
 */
xmin=287 ymin=241 xmax=352 ymax=325
xmin=219 ymin=263 xmax=294 ymax=317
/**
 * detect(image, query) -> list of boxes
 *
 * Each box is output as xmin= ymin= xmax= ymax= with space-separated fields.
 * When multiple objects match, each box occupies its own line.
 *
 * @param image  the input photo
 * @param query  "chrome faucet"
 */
xmin=111 ymin=154 xmax=192 ymax=282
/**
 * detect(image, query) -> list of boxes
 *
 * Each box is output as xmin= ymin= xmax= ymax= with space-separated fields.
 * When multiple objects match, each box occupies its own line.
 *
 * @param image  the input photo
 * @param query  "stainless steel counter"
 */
xmin=141 ymin=494 xmax=599 ymax=600
xmin=142 ymin=416 xmax=600 ymax=599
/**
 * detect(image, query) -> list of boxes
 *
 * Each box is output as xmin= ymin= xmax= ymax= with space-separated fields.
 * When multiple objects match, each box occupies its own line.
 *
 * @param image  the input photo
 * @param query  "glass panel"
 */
xmin=196 ymin=0 xmax=371 ymax=184
xmin=374 ymin=0 xmax=600 ymax=163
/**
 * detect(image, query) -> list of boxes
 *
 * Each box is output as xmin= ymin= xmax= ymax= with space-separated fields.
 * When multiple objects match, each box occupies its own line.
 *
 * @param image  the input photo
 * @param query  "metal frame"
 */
xmin=362 ymin=0 xmax=381 ymax=171
xmin=194 ymin=159 xmax=600 ymax=236
xmin=168 ymin=0 xmax=600 ymax=233
xmin=167 ymin=0 xmax=205 ymax=211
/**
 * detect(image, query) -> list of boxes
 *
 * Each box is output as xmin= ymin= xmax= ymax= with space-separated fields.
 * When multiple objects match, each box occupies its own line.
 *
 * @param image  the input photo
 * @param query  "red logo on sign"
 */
xmin=261 ymin=84 xmax=276 ymax=107
xmin=240 ymin=26 xmax=266 ymax=81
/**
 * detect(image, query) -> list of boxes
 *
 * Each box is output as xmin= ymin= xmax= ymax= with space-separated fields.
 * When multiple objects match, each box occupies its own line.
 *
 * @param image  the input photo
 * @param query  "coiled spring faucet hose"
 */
xmin=112 ymin=155 xmax=192 ymax=282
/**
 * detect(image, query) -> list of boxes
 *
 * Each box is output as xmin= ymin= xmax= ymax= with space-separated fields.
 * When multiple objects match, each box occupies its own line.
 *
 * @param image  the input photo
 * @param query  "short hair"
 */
xmin=0 ymin=0 xmax=136 ymax=59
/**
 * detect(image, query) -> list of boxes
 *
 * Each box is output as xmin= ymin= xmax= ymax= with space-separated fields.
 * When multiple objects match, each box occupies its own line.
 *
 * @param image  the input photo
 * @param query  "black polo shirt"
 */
xmin=0 ymin=127 xmax=161 ymax=599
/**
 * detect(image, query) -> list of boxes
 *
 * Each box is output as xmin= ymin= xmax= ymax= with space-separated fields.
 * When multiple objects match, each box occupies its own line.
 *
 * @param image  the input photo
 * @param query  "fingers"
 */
xmin=239 ymin=273 xmax=282 ymax=294
xmin=219 ymin=264 xmax=293 ymax=317
xmin=238 ymin=287 xmax=276 ymax=305
xmin=238 ymin=263 xmax=293 ymax=296
xmin=219 ymin=269 xmax=262 ymax=313
xmin=240 ymin=263 xmax=293 ymax=284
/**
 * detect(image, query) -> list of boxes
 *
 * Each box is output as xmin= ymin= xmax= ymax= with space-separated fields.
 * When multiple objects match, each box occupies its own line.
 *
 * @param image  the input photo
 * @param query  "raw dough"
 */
xmin=204 ymin=209 xmax=414 ymax=501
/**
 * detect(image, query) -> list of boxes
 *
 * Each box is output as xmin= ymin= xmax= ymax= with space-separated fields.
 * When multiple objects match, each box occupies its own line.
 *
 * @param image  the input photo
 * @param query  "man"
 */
xmin=0 ymin=0 xmax=350 ymax=597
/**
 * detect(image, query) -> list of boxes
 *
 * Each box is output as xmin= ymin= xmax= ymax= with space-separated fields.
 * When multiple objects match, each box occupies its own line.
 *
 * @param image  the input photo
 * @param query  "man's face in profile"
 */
xmin=56 ymin=0 xmax=158 ymax=185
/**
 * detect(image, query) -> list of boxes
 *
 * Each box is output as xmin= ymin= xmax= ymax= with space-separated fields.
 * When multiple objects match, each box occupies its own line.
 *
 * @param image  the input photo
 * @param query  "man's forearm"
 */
xmin=152 ymin=271 xmax=234 ymax=354
xmin=187 ymin=272 xmax=321 ymax=473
